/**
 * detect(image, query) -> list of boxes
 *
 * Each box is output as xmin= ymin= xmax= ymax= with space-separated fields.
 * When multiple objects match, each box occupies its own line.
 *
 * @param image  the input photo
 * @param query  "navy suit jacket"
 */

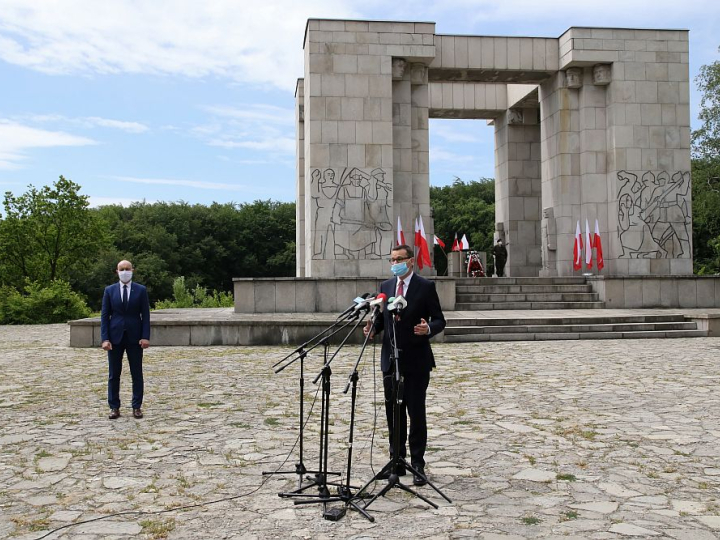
xmin=373 ymin=274 xmax=446 ymax=374
xmin=100 ymin=282 xmax=151 ymax=345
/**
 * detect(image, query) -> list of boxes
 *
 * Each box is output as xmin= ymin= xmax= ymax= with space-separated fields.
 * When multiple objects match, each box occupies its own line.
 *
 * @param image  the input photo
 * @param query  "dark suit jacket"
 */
xmin=100 ymin=282 xmax=151 ymax=345
xmin=373 ymin=274 xmax=446 ymax=374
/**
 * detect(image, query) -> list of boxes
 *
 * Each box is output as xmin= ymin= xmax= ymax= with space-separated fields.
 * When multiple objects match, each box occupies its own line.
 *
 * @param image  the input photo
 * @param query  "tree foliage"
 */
xmin=691 ymin=47 xmax=720 ymax=274
xmin=430 ymin=178 xmax=495 ymax=275
xmin=0 ymin=176 xmax=106 ymax=288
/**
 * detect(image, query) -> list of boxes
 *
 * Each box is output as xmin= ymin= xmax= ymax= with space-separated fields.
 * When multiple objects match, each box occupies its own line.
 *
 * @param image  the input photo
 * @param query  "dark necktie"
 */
xmin=397 ymin=279 xmax=404 ymax=297
xmin=122 ymin=285 xmax=128 ymax=310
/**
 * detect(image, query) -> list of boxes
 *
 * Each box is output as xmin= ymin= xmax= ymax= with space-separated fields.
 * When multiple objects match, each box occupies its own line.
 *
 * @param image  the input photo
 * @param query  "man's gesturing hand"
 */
xmin=414 ymin=318 xmax=430 ymax=336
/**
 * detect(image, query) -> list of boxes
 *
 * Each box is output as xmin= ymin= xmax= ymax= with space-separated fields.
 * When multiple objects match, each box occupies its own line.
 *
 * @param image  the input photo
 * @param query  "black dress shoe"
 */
xmin=133 ymin=408 xmax=143 ymax=419
xmin=413 ymin=468 xmax=427 ymax=486
xmin=109 ymin=408 xmax=120 ymax=420
xmin=377 ymin=466 xmax=406 ymax=480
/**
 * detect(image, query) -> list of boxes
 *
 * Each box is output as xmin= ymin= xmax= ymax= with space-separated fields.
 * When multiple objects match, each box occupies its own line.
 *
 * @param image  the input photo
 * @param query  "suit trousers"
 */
xmin=107 ymin=332 xmax=144 ymax=409
xmin=383 ymin=369 xmax=430 ymax=469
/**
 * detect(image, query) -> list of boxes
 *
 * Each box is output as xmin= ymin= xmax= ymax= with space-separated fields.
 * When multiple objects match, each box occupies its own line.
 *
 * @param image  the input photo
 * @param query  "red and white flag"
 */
xmin=594 ymin=219 xmax=604 ymax=271
xmin=585 ymin=218 xmax=593 ymax=269
xmin=433 ymin=235 xmax=446 ymax=249
xmin=451 ymin=233 xmax=460 ymax=252
xmin=396 ymin=216 xmax=406 ymax=246
xmin=416 ymin=215 xmax=432 ymax=269
xmin=573 ymin=220 xmax=583 ymax=271
xmin=460 ymin=234 xmax=469 ymax=250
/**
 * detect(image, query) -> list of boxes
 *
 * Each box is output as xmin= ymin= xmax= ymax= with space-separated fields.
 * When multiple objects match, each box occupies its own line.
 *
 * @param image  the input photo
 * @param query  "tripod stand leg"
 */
xmin=393 ymin=482 xmax=438 ymax=509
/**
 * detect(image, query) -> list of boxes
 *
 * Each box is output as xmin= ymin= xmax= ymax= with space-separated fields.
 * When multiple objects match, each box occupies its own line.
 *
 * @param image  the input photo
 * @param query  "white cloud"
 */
xmin=202 ymin=104 xmax=294 ymax=126
xmin=21 ymin=114 xmax=149 ymax=134
xmin=113 ymin=175 xmax=281 ymax=195
xmin=88 ymin=196 xmax=156 ymax=207
xmin=430 ymin=148 xmax=476 ymax=163
xmin=0 ymin=119 xmax=97 ymax=169
xmin=84 ymin=117 xmax=149 ymax=133
xmin=0 ymin=1 xmax=360 ymax=91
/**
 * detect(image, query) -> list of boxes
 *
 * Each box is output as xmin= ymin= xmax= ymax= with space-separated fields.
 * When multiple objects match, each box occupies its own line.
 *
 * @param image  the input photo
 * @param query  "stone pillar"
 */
xmin=604 ymin=32 xmax=692 ymax=275
xmin=295 ymin=79 xmax=306 ymax=277
xmin=301 ymin=20 xmax=436 ymax=278
xmin=494 ymin=107 xmax=542 ymax=277
xmin=392 ymin=58 xmax=413 ymax=255
xmin=411 ymin=63 xmax=435 ymax=275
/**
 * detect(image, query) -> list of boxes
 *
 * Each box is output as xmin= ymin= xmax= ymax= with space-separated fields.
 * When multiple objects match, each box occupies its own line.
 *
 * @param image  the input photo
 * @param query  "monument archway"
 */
xmin=296 ymin=20 xmax=692 ymax=278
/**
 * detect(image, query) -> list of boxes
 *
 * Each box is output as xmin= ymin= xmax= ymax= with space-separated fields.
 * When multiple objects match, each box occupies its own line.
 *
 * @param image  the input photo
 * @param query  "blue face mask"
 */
xmin=391 ymin=262 xmax=408 ymax=276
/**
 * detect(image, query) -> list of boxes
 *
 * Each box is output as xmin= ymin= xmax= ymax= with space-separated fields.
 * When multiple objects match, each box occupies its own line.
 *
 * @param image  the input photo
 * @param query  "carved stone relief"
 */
xmin=310 ymin=167 xmax=392 ymax=260
xmin=617 ymin=170 xmax=691 ymax=259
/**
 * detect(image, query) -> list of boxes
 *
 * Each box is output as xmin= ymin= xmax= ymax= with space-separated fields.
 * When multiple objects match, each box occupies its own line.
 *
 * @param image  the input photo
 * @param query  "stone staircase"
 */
xmin=455 ymin=277 xmax=603 ymax=310
xmin=443 ymin=313 xmax=707 ymax=342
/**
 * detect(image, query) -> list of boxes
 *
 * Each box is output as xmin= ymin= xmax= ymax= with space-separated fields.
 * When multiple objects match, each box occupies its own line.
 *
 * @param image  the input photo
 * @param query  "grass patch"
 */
xmin=139 ymin=518 xmax=175 ymax=539
xmin=197 ymin=402 xmax=221 ymax=408
xmin=11 ymin=515 xmax=49 ymax=532
xmin=264 ymin=417 xmax=279 ymax=426
xmin=521 ymin=516 xmax=541 ymax=525
xmin=557 ymin=473 xmax=577 ymax=482
xmin=561 ymin=510 xmax=578 ymax=521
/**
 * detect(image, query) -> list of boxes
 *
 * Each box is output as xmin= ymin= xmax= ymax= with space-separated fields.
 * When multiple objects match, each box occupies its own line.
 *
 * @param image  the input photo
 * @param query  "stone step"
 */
xmin=445 ymin=321 xmax=699 ymax=335
xmin=444 ymin=329 xmax=708 ymax=342
xmin=457 ymin=292 xmax=600 ymax=303
xmin=447 ymin=314 xmax=685 ymax=326
xmin=460 ymin=277 xmax=588 ymax=286
xmin=455 ymin=301 xmax=605 ymax=310
xmin=456 ymin=284 xmax=593 ymax=294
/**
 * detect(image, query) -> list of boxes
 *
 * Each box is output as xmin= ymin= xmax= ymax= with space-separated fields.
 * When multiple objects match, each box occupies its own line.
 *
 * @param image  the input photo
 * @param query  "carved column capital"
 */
xmin=392 ymin=57 xmax=408 ymax=80
xmin=410 ymin=62 xmax=428 ymax=84
xmin=565 ymin=67 xmax=583 ymax=89
xmin=592 ymin=64 xmax=612 ymax=86
xmin=507 ymin=109 xmax=524 ymax=125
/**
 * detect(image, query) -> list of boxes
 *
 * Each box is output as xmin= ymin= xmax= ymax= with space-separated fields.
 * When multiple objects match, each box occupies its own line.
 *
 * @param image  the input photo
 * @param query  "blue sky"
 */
xmin=1 ymin=0 xmax=718 ymax=208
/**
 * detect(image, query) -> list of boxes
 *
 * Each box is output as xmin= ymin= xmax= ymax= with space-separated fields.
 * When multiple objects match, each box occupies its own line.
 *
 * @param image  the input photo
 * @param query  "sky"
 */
xmin=1 ymin=0 xmax=718 ymax=209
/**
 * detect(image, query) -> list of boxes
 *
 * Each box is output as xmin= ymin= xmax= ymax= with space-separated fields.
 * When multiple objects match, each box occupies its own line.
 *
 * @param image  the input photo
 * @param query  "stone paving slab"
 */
xmin=1 ymin=324 xmax=719 ymax=539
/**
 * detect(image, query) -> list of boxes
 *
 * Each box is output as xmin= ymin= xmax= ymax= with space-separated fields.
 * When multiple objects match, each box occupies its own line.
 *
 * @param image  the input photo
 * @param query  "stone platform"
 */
xmin=4 ymin=324 xmax=720 ymax=538
xmin=68 ymin=307 xmax=720 ymax=347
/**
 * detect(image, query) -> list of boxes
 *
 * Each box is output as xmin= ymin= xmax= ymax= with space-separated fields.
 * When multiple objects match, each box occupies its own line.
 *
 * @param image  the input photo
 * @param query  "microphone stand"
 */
xmin=357 ymin=305 xmax=452 ymax=514
xmin=292 ymin=309 xmax=371 ymax=519
xmin=266 ymin=310 xmax=361 ymax=491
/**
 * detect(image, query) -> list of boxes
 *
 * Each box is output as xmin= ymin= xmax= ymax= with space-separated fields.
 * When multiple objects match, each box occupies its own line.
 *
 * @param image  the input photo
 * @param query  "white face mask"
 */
xmin=118 ymin=270 xmax=133 ymax=283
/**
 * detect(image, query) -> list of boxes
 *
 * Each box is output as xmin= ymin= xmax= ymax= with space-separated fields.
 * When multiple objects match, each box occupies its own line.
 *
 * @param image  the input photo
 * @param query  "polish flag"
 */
xmin=414 ymin=218 xmax=423 ymax=269
xmin=594 ymin=219 xmax=604 ymax=271
xmin=573 ymin=220 xmax=583 ymax=271
xmin=417 ymin=215 xmax=432 ymax=269
xmin=433 ymin=235 xmax=446 ymax=249
xmin=585 ymin=218 xmax=593 ymax=269
xmin=460 ymin=234 xmax=469 ymax=250
xmin=451 ymin=233 xmax=461 ymax=252
xmin=396 ymin=216 xmax=406 ymax=246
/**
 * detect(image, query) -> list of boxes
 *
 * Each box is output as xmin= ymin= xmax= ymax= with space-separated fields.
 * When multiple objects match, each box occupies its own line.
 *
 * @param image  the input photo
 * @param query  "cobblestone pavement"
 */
xmin=1 ymin=324 xmax=720 ymax=539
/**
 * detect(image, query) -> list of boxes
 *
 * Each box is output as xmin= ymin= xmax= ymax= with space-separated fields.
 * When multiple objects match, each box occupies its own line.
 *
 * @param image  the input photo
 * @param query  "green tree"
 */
xmin=0 ymin=176 xmax=107 ymax=289
xmin=692 ymin=46 xmax=720 ymax=274
xmin=430 ymin=178 xmax=495 ymax=275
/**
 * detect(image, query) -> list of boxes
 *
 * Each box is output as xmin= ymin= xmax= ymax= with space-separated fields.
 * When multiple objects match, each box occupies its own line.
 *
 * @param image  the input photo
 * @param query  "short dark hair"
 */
xmin=392 ymin=244 xmax=413 ymax=259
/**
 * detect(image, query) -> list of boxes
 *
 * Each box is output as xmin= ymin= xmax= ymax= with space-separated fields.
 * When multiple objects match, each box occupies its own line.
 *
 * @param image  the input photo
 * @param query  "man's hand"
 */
xmin=414 ymin=318 xmax=431 ymax=336
xmin=102 ymin=340 xmax=112 ymax=351
xmin=363 ymin=320 xmax=375 ymax=339
xmin=139 ymin=339 xmax=150 ymax=349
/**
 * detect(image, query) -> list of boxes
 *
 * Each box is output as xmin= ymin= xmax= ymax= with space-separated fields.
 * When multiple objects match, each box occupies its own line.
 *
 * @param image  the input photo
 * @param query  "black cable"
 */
xmin=34 ymin=375 xmax=323 ymax=540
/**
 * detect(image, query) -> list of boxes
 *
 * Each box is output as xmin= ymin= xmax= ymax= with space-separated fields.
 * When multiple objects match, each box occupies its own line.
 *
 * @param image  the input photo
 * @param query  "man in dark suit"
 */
xmin=101 ymin=260 xmax=151 ymax=420
xmin=364 ymin=244 xmax=446 ymax=486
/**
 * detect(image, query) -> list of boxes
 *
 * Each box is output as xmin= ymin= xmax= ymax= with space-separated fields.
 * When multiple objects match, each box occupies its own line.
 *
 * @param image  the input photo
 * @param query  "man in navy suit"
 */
xmin=364 ymin=244 xmax=446 ymax=486
xmin=101 ymin=260 xmax=151 ymax=420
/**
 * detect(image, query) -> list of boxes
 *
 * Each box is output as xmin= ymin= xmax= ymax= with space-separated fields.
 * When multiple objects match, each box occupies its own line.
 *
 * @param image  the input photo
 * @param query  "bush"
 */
xmin=154 ymin=276 xmax=234 ymax=309
xmin=0 ymin=280 xmax=92 ymax=324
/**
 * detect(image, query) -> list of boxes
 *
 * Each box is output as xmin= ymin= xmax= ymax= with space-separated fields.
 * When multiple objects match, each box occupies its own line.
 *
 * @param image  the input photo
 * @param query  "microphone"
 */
xmin=338 ymin=293 xmax=370 ymax=318
xmin=387 ymin=295 xmax=407 ymax=312
xmin=353 ymin=293 xmax=379 ymax=313
xmin=369 ymin=292 xmax=387 ymax=312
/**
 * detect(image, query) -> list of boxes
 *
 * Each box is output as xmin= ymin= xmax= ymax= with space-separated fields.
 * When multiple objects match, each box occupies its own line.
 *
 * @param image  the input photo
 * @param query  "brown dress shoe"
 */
xmin=109 ymin=408 xmax=120 ymax=419
xmin=133 ymin=408 xmax=143 ymax=419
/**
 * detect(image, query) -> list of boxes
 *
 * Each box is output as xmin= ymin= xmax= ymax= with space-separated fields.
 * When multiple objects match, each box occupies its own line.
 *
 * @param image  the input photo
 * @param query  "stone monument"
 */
xmin=296 ymin=20 xmax=692 ymax=278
